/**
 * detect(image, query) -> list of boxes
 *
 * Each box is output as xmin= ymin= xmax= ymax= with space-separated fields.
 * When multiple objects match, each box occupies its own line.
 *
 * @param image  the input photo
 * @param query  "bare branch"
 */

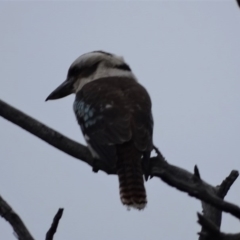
xmin=0 ymin=195 xmax=35 ymax=240
xmin=198 ymin=213 xmax=240 ymax=240
xmin=199 ymin=171 xmax=239 ymax=240
xmin=150 ymin=148 xmax=240 ymax=220
xmin=1 ymin=99 xmax=240 ymax=223
xmin=218 ymin=171 xmax=239 ymax=199
xmin=0 ymin=99 xmax=117 ymax=174
xmin=46 ymin=208 xmax=64 ymax=240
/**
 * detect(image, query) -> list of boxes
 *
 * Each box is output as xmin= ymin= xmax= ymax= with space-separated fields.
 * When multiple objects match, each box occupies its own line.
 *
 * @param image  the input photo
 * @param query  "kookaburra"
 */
xmin=46 ymin=51 xmax=153 ymax=210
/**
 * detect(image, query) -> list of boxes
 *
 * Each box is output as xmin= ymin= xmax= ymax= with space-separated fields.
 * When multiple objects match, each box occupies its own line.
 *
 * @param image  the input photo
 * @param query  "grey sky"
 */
xmin=1 ymin=2 xmax=240 ymax=240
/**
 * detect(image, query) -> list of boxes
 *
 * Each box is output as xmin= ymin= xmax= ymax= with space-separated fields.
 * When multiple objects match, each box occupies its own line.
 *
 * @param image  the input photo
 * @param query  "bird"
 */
xmin=46 ymin=51 xmax=154 ymax=210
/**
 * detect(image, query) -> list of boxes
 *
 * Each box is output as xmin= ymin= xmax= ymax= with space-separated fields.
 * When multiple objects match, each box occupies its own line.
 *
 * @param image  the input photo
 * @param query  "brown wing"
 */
xmin=73 ymin=77 xmax=153 ymax=165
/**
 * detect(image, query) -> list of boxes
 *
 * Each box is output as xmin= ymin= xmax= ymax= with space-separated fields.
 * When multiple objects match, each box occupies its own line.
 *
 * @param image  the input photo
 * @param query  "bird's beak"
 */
xmin=45 ymin=79 xmax=74 ymax=101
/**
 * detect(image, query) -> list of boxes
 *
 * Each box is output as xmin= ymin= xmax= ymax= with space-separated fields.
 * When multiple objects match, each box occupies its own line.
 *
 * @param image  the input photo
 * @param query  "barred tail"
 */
xmin=116 ymin=143 xmax=147 ymax=210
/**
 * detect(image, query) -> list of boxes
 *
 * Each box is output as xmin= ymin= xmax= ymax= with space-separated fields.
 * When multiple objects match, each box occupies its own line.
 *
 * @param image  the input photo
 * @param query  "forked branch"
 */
xmin=0 ymin=193 xmax=63 ymax=240
xmin=0 ymin=98 xmax=239 ymax=238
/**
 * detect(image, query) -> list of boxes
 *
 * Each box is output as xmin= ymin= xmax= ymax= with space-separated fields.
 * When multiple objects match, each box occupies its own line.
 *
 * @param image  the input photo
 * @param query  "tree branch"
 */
xmin=0 ymin=193 xmax=64 ymax=240
xmin=0 ymin=194 xmax=35 ymax=240
xmin=1 ymin=99 xmax=240 ymax=227
xmin=46 ymin=208 xmax=64 ymax=240
xmin=198 ymin=213 xmax=240 ymax=240
xmin=199 ymin=171 xmax=239 ymax=240
xmin=150 ymin=148 xmax=240 ymax=220
xmin=0 ymin=99 xmax=97 ymax=171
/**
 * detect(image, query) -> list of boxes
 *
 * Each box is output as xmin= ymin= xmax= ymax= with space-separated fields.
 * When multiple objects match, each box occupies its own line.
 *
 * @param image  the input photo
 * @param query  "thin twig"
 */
xmin=217 ymin=171 xmax=239 ymax=199
xmin=46 ymin=208 xmax=64 ymax=240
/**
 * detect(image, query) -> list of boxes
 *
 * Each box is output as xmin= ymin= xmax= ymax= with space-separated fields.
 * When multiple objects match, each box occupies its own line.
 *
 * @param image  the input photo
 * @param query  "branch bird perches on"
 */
xmin=0 ymin=98 xmax=240 ymax=239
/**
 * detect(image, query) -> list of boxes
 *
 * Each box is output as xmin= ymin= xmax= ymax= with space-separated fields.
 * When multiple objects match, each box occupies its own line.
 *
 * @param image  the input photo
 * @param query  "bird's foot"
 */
xmin=92 ymin=159 xmax=101 ymax=173
xmin=92 ymin=158 xmax=112 ymax=173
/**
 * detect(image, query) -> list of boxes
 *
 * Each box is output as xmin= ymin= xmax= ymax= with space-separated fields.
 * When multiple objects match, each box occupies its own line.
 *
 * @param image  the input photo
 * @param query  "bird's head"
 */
xmin=46 ymin=51 xmax=134 ymax=101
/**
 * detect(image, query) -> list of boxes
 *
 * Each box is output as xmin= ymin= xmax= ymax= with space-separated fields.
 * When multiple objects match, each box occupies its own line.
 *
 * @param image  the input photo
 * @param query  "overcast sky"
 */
xmin=1 ymin=1 xmax=240 ymax=240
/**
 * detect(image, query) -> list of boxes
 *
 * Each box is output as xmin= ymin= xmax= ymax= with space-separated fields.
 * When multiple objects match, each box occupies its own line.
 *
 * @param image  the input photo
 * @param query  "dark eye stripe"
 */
xmin=68 ymin=61 xmax=101 ymax=79
xmin=67 ymin=66 xmax=80 ymax=77
xmin=116 ymin=63 xmax=131 ymax=71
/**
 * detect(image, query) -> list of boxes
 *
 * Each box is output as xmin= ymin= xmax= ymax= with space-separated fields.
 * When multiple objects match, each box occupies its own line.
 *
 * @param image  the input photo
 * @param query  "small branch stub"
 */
xmin=194 ymin=165 xmax=201 ymax=180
